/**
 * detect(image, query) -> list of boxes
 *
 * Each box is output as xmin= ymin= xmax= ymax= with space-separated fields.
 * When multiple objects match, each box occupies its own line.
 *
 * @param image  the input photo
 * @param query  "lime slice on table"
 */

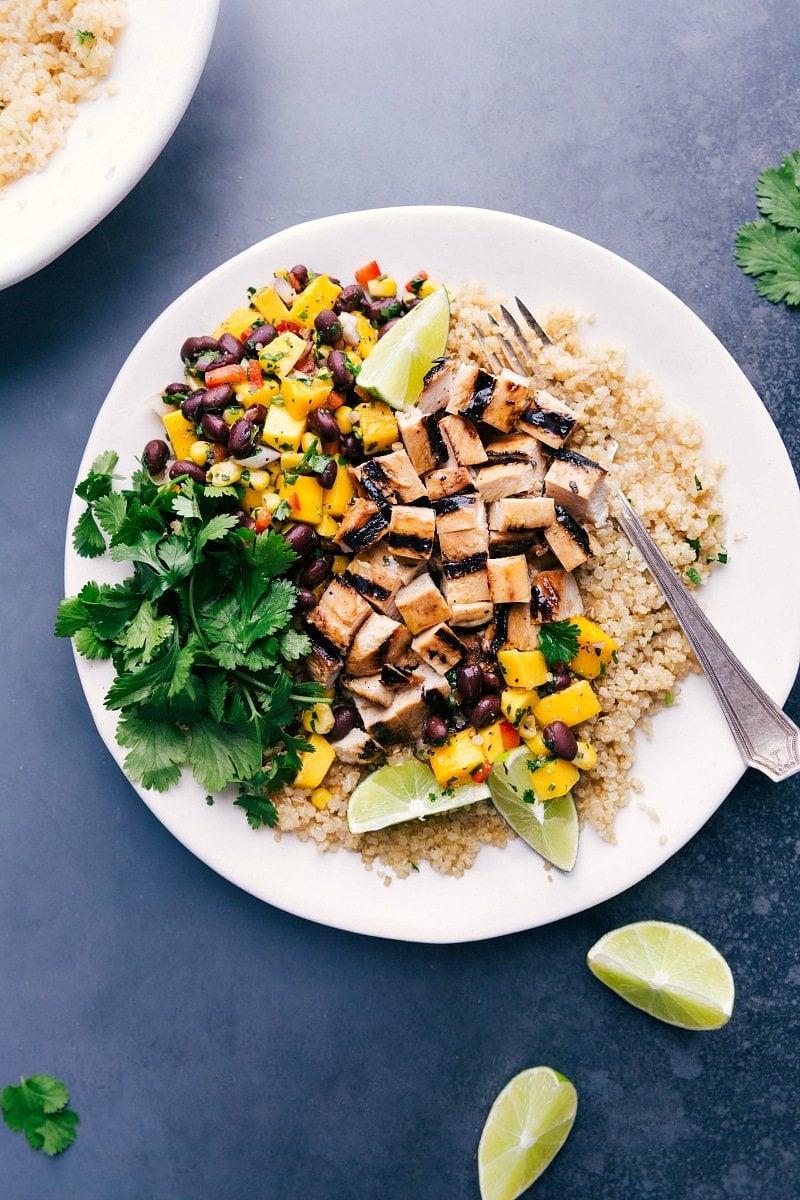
xmin=587 ymin=920 xmax=735 ymax=1030
xmin=478 ymin=1067 xmax=578 ymax=1200
xmin=487 ymin=747 xmax=579 ymax=871
xmin=356 ymin=286 xmax=450 ymax=409
xmin=347 ymin=758 xmax=489 ymax=834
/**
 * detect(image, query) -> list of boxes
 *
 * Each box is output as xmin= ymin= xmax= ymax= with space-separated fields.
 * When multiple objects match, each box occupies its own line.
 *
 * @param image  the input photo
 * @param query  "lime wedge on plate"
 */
xmin=347 ymin=758 xmax=488 ymax=834
xmin=487 ymin=747 xmax=579 ymax=871
xmin=478 ymin=1066 xmax=577 ymax=1200
xmin=356 ymin=286 xmax=450 ymax=409
xmin=587 ymin=920 xmax=735 ymax=1030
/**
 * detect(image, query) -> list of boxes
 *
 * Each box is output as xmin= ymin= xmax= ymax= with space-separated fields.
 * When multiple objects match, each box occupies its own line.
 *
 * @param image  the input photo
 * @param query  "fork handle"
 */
xmin=614 ymin=493 xmax=800 ymax=782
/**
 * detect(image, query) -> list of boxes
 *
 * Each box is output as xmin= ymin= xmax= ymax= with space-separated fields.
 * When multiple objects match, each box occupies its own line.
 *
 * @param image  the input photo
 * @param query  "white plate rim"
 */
xmin=63 ymin=205 xmax=800 ymax=943
xmin=0 ymin=0 xmax=220 ymax=290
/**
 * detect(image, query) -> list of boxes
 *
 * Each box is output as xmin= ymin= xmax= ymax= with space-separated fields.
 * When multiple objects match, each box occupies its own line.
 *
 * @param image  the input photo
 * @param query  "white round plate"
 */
xmin=0 ymin=0 xmax=219 ymax=290
xmin=64 ymin=207 xmax=800 ymax=943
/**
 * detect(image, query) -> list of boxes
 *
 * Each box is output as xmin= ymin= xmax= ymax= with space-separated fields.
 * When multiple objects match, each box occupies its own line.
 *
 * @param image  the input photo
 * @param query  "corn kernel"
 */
xmin=335 ymin=405 xmax=355 ymax=434
xmin=223 ymin=405 xmax=244 ymax=427
xmin=261 ymin=491 xmax=282 ymax=513
xmin=246 ymin=469 xmax=270 ymax=491
xmin=574 ymin=740 xmax=597 ymax=770
xmin=310 ymin=787 xmax=332 ymax=811
xmin=189 ymin=440 xmax=210 ymax=466
xmin=301 ymin=431 xmax=318 ymax=452
xmin=207 ymin=460 xmax=242 ymax=487
xmin=518 ymin=713 xmax=538 ymax=740
xmin=367 ymin=275 xmax=397 ymax=298
xmin=301 ymin=703 xmax=335 ymax=736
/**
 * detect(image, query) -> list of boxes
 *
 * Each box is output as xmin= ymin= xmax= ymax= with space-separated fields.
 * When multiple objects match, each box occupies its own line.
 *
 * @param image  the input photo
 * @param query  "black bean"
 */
xmin=481 ymin=665 xmax=503 ymax=693
xmin=181 ymin=392 xmax=205 ymax=420
xmin=282 ymin=522 xmax=318 ymax=560
xmin=299 ymin=553 xmax=332 ymax=589
xmin=143 ymin=439 xmax=169 ymax=474
xmin=201 ymin=384 xmax=234 ymax=412
xmin=314 ymin=308 xmax=342 ymax=343
xmin=169 ymin=459 xmax=207 ymax=484
xmin=340 ymin=434 xmax=363 ymax=464
xmin=318 ymin=459 xmax=338 ymax=490
xmin=550 ymin=663 xmax=572 ymax=692
xmin=218 ymin=332 xmax=245 ymax=361
xmin=378 ymin=317 xmax=400 ymax=339
xmin=235 ymin=510 xmax=257 ymax=531
xmin=422 ymin=715 xmax=449 ymax=745
xmin=327 ymin=349 xmax=354 ymax=392
xmin=163 ymin=381 xmax=191 ymax=399
xmin=228 ymin=418 xmax=257 ymax=456
xmin=244 ymin=324 xmax=276 ymax=353
xmin=200 ymin=350 xmax=238 ymax=373
xmin=457 ymin=663 xmax=484 ymax=705
xmin=542 ymin=721 xmax=578 ymax=761
xmin=334 ymin=284 xmax=364 ymax=314
xmin=328 ymin=705 xmax=357 ymax=743
xmin=290 ymin=264 xmax=309 ymax=289
xmin=244 ymin=403 xmax=267 ymax=425
xmin=308 ymin=408 xmax=340 ymax=444
xmin=296 ymin=588 xmax=318 ymax=612
xmin=201 ymin=413 xmax=229 ymax=444
xmin=180 ymin=335 xmax=219 ymax=362
xmin=471 ymin=694 xmax=502 ymax=729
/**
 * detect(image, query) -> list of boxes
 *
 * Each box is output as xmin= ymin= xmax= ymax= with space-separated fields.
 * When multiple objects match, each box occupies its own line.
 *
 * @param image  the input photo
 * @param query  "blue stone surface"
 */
xmin=1 ymin=2 xmax=798 ymax=1196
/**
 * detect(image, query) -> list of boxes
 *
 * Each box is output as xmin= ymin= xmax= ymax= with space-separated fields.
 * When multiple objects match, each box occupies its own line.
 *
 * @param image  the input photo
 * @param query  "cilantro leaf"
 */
xmin=93 ymin=491 xmax=128 ymax=537
xmin=116 ymin=711 xmax=187 ymax=790
xmin=104 ymin=639 xmax=183 ymax=709
xmin=280 ymin=627 xmax=311 ymax=662
xmin=90 ymin=450 xmax=119 ymax=476
xmin=72 ymin=507 xmax=107 ymax=557
xmin=2 ymin=1075 xmax=78 ymax=1156
xmin=186 ymin=716 xmax=263 ymax=792
xmin=537 ymin=620 xmax=581 ymax=666
xmin=195 ymin=512 xmax=241 ymax=552
xmin=755 ymin=150 xmax=800 ymax=230
xmin=28 ymin=1109 xmax=79 ymax=1156
xmin=80 ymin=581 xmax=143 ymax=640
xmin=735 ymin=219 xmax=800 ymax=305
xmin=234 ymin=789 xmax=279 ymax=830
xmin=251 ymin=529 xmax=298 ymax=578
xmin=73 ymin=626 xmax=113 ymax=659
xmin=121 ymin=601 xmax=174 ymax=663
xmin=201 ymin=576 xmax=296 ymax=670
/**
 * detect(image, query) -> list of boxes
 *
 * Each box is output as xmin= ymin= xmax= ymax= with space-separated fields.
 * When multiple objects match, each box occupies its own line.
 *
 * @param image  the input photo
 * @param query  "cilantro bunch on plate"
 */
xmin=57 ymin=453 xmax=324 ymax=828
xmin=735 ymin=150 xmax=800 ymax=306
xmin=2 ymin=1075 xmax=79 ymax=1156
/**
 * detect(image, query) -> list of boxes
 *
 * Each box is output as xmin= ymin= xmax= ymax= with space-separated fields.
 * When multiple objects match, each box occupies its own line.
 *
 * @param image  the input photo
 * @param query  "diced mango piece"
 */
xmin=234 ymin=378 xmax=281 ymax=406
xmin=262 ymin=405 xmax=307 ymax=452
xmin=534 ymin=680 xmax=602 ymax=728
xmin=252 ymin=285 xmax=290 ymax=325
xmin=258 ymin=331 xmax=308 ymax=379
xmin=367 ymin=276 xmax=397 ymax=299
xmin=289 ymin=275 xmax=342 ymax=327
xmin=498 ymin=649 xmax=549 ymax=690
xmin=355 ymin=401 xmax=399 ymax=455
xmin=278 ymin=475 xmax=324 ymax=524
xmin=310 ymin=787 xmax=333 ymax=811
xmin=501 ymin=688 xmax=539 ymax=727
xmin=241 ymin=486 xmax=264 ymax=514
xmin=428 ymin=728 xmax=486 ymax=788
xmin=301 ymin=703 xmax=335 ymax=736
xmin=417 ymin=278 xmax=443 ymax=298
xmin=322 ymin=464 xmax=356 ymax=517
xmin=316 ymin=513 xmax=339 ymax=539
xmin=214 ymin=306 xmax=259 ymax=340
xmin=294 ymin=733 xmax=336 ymax=789
xmin=523 ymin=733 xmax=553 ymax=759
xmin=528 ymin=758 xmax=580 ymax=800
xmin=281 ymin=374 xmax=334 ymax=420
xmin=569 ymin=616 xmax=619 ymax=680
xmin=574 ymin=740 xmax=597 ymax=770
xmin=162 ymin=409 xmax=197 ymax=461
xmin=352 ymin=312 xmax=378 ymax=357
xmin=477 ymin=721 xmax=516 ymax=764
xmin=332 ymin=555 xmax=350 ymax=575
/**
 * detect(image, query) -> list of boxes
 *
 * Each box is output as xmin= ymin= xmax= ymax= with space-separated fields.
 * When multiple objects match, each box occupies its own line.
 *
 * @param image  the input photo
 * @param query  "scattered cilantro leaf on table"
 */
xmin=537 ymin=620 xmax=581 ymax=667
xmin=735 ymin=150 xmax=800 ymax=306
xmin=1 ymin=1075 xmax=79 ymax=1156
xmin=57 ymin=457 xmax=326 ymax=826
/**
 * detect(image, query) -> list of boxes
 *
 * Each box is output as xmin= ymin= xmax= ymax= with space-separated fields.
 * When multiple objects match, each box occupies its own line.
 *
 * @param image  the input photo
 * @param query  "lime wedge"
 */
xmin=356 ymin=286 xmax=450 ymax=409
xmin=347 ymin=758 xmax=489 ymax=834
xmin=487 ymin=747 xmax=579 ymax=871
xmin=587 ymin=920 xmax=735 ymax=1030
xmin=478 ymin=1066 xmax=577 ymax=1200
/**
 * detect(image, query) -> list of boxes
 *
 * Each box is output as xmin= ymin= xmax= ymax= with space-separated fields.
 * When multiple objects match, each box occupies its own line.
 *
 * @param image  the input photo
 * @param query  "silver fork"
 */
xmin=473 ymin=300 xmax=800 ymax=782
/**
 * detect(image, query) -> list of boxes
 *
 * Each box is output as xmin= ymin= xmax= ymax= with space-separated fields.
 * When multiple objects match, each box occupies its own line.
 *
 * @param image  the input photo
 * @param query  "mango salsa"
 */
xmin=428 ymin=728 xmax=486 ymax=788
xmin=569 ymin=616 xmax=619 ymax=680
xmin=534 ymin=680 xmax=602 ymax=728
xmin=498 ymin=649 xmax=549 ymax=690
xmin=528 ymin=758 xmax=580 ymax=801
xmin=278 ymin=474 xmax=324 ymax=524
xmin=262 ymin=405 xmax=306 ymax=452
xmin=251 ymin=285 xmax=290 ymax=325
xmin=162 ymin=409 xmax=196 ymax=461
xmin=355 ymin=401 xmax=398 ymax=455
xmin=294 ymin=733 xmax=336 ymax=789
xmin=289 ymin=275 xmax=342 ymax=327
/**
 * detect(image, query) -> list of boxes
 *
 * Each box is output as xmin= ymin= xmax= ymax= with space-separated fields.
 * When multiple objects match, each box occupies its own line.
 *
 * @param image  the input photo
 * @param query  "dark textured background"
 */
xmin=1 ymin=2 xmax=798 ymax=1197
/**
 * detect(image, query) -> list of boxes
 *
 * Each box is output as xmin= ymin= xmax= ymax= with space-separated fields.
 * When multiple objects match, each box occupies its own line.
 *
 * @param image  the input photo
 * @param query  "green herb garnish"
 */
xmin=685 ymin=567 xmax=702 ymax=586
xmin=2 ymin=1075 xmax=79 ymax=1156
xmin=76 ymin=29 xmax=95 ymax=46
xmin=537 ymin=620 xmax=581 ymax=667
xmin=735 ymin=150 xmax=800 ymax=306
xmin=282 ymin=438 xmax=332 ymax=485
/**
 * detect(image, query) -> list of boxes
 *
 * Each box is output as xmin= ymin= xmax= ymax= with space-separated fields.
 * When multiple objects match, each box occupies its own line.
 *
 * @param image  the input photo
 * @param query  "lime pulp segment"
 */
xmin=346 ymin=758 xmax=489 ymax=834
xmin=487 ymin=747 xmax=579 ymax=871
xmin=355 ymin=285 xmax=450 ymax=409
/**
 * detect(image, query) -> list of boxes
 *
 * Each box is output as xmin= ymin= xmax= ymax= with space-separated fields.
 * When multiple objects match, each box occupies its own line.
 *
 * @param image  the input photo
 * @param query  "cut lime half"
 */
xmin=487 ymin=747 xmax=579 ymax=871
xmin=587 ymin=920 xmax=735 ymax=1030
xmin=478 ymin=1066 xmax=577 ymax=1200
xmin=356 ymin=286 xmax=450 ymax=409
xmin=347 ymin=758 xmax=489 ymax=834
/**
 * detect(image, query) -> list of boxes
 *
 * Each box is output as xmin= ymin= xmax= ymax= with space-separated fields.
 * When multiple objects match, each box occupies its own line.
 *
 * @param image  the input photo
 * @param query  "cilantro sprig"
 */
xmin=57 ymin=453 xmax=325 ymax=825
xmin=537 ymin=620 xmax=581 ymax=667
xmin=735 ymin=150 xmax=800 ymax=306
xmin=2 ymin=1075 xmax=79 ymax=1156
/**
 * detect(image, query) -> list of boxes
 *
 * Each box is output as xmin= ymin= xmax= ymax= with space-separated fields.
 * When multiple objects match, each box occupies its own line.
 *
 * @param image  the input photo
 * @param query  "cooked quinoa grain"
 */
xmin=0 ymin=0 xmax=127 ymax=190
xmin=273 ymin=288 xmax=725 ymax=876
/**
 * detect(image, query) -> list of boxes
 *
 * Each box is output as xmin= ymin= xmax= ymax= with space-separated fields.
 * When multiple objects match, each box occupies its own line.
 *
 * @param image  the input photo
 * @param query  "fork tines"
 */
xmin=471 ymin=297 xmax=552 ymax=378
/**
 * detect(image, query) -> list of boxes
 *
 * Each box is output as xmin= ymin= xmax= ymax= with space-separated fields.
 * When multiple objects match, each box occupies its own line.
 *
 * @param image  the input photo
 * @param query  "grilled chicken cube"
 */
xmin=396 ymin=408 xmax=449 ymax=475
xmin=484 ymin=432 xmax=544 ymax=464
xmin=492 ymin=602 xmax=540 ymax=650
xmin=305 ymin=630 xmax=343 ymax=689
xmin=488 ymin=497 xmax=556 ymax=531
xmin=519 ymin=389 xmax=581 ymax=449
xmin=432 ymin=491 xmax=486 ymax=531
xmin=445 ymin=364 xmax=530 ymax=431
xmin=425 ymin=465 xmax=475 ymax=501
xmin=449 ymin=601 xmax=495 ymax=628
xmin=438 ymin=521 xmax=489 ymax=562
xmin=344 ymin=674 xmax=395 ymax=708
xmin=442 ymin=563 xmax=491 ymax=606
xmin=487 ymin=555 xmax=532 ymax=605
xmin=345 ymin=612 xmax=412 ymax=676
xmin=484 ymin=368 xmax=532 ymax=431
xmin=439 ymin=414 xmax=488 ymax=466
xmin=333 ymin=728 xmax=384 ymax=765
xmin=417 ymin=359 xmax=453 ymax=414
xmin=544 ymin=448 xmax=609 ymax=526
xmin=544 ymin=505 xmax=601 ymax=571
xmin=532 ymin=568 xmax=584 ymax=622
xmin=354 ymin=448 xmax=427 ymax=506
xmin=488 ymin=529 xmax=549 ymax=559
xmin=307 ymin=576 xmax=373 ymax=652
xmin=380 ymin=662 xmax=421 ymax=688
xmin=387 ymin=505 xmax=435 ymax=560
xmin=412 ymin=622 xmax=467 ymax=674
xmin=473 ymin=460 xmax=542 ymax=503
xmin=333 ymin=498 xmax=389 ymax=554
xmin=395 ymin=572 xmax=452 ymax=633
xmin=354 ymin=686 xmax=431 ymax=742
